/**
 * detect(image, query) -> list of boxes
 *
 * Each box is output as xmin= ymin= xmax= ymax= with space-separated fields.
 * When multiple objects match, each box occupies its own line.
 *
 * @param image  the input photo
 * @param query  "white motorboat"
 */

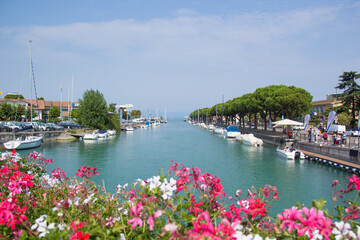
xmin=107 ymin=129 xmax=117 ymax=136
xmin=125 ymin=126 xmax=134 ymax=131
xmin=83 ymin=131 xmax=99 ymax=140
xmin=276 ymin=147 xmax=305 ymax=160
xmin=4 ymin=135 xmax=43 ymax=150
xmin=208 ymin=124 xmax=215 ymax=131
xmin=237 ymin=134 xmax=263 ymax=147
xmin=214 ymin=127 xmax=225 ymax=135
xmin=98 ymin=130 xmax=109 ymax=138
xmin=224 ymin=126 xmax=240 ymax=138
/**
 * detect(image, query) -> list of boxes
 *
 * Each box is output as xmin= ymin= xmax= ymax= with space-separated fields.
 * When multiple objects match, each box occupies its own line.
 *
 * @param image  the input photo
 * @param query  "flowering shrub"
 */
xmin=0 ymin=151 xmax=359 ymax=239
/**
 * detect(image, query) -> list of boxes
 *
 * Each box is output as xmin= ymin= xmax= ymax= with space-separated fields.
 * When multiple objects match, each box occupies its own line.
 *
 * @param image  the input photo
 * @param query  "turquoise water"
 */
xmin=16 ymin=120 xmax=352 ymax=215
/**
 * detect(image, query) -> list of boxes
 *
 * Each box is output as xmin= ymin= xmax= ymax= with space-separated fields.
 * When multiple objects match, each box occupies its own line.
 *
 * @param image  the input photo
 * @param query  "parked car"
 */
xmin=346 ymin=129 xmax=359 ymax=136
xmin=38 ymin=122 xmax=50 ymax=131
xmin=292 ymin=125 xmax=304 ymax=131
xmin=4 ymin=121 xmax=23 ymax=131
xmin=47 ymin=123 xmax=64 ymax=131
xmin=57 ymin=121 xmax=83 ymax=129
xmin=0 ymin=122 xmax=11 ymax=132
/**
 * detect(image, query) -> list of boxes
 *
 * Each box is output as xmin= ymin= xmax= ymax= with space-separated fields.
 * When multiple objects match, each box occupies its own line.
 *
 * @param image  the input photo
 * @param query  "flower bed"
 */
xmin=0 ymin=150 xmax=359 ymax=239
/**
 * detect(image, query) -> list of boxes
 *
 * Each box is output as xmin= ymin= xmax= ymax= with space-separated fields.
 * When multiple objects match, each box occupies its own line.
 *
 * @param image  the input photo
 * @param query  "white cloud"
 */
xmin=0 ymin=4 xmax=358 ymax=112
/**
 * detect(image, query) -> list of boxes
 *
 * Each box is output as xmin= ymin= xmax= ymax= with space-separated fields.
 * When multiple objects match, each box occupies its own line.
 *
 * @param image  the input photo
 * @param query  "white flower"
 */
xmin=332 ymin=221 xmax=352 ymax=240
xmin=310 ymin=229 xmax=323 ymax=240
xmin=253 ymin=234 xmax=263 ymax=240
xmin=148 ymin=176 xmax=161 ymax=190
xmin=52 ymin=207 xmax=58 ymax=212
xmin=83 ymin=193 xmax=94 ymax=205
xmin=57 ymin=212 xmax=63 ymax=217
xmin=73 ymin=197 xmax=80 ymax=206
xmin=31 ymin=215 xmax=47 ymax=230
xmin=349 ymin=225 xmax=360 ymax=239
xmin=57 ymin=223 xmax=67 ymax=231
xmin=164 ymin=223 xmax=178 ymax=233
xmin=37 ymin=221 xmax=55 ymax=238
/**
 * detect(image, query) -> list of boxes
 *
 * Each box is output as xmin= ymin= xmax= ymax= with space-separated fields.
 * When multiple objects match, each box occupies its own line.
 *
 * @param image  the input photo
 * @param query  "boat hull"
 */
xmin=276 ymin=148 xmax=305 ymax=160
xmin=3 ymin=136 xmax=42 ymax=150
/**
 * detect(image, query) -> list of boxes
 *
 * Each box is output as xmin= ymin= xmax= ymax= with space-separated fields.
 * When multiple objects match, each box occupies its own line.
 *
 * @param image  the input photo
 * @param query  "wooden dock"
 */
xmin=300 ymin=149 xmax=360 ymax=173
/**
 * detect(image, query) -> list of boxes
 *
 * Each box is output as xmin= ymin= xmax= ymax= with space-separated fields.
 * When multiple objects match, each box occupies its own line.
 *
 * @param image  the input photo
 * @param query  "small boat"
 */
xmin=125 ymin=126 xmax=134 ymax=131
xmin=214 ymin=127 xmax=225 ymax=135
xmin=4 ymin=135 xmax=43 ymax=150
xmin=107 ymin=129 xmax=116 ymax=136
xmin=237 ymin=134 xmax=263 ymax=147
xmin=276 ymin=147 xmax=305 ymax=160
xmin=98 ymin=130 xmax=109 ymax=138
xmin=83 ymin=130 xmax=99 ymax=140
xmin=208 ymin=124 xmax=215 ymax=131
xmin=224 ymin=126 xmax=240 ymax=138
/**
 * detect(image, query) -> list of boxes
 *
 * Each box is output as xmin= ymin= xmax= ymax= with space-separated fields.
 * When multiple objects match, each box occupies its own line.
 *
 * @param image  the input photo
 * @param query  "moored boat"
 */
xmin=4 ymin=135 xmax=43 ymax=150
xmin=276 ymin=147 xmax=305 ymax=160
xmin=237 ymin=134 xmax=263 ymax=147
xmin=98 ymin=130 xmax=109 ymax=138
xmin=83 ymin=130 xmax=99 ymax=140
xmin=125 ymin=126 xmax=134 ymax=131
xmin=224 ymin=126 xmax=240 ymax=138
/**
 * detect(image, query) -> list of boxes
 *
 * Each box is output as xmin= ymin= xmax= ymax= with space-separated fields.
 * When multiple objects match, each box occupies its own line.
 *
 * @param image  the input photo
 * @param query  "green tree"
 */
xmin=12 ymin=104 xmax=25 ymax=121
xmin=78 ymin=89 xmax=108 ymax=129
xmin=70 ymin=109 xmax=78 ymax=119
xmin=49 ymin=106 xmax=60 ymax=122
xmin=4 ymin=94 xmax=24 ymax=99
xmin=24 ymin=106 xmax=37 ymax=121
xmin=130 ymin=110 xmax=142 ymax=118
xmin=335 ymin=71 xmax=360 ymax=127
xmin=0 ymin=101 xmax=13 ymax=120
xmin=337 ymin=112 xmax=351 ymax=126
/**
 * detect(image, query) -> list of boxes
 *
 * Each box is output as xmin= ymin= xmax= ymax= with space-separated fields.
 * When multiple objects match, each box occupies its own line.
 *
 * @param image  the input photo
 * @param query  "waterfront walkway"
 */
xmin=239 ymin=127 xmax=360 ymax=169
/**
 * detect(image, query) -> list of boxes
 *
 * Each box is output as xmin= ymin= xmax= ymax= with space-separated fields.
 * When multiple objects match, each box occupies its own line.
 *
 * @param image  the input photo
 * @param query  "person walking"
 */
xmin=342 ymin=132 xmax=347 ymax=146
xmin=323 ymin=131 xmax=328 ymax=144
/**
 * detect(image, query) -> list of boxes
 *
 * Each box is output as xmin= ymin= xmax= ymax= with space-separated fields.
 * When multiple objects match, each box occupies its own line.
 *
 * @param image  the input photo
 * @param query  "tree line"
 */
xmin=190 ymin=71 xmax=360 ymax=129
xmin=189 ymin=85 xmax=313 ymax=130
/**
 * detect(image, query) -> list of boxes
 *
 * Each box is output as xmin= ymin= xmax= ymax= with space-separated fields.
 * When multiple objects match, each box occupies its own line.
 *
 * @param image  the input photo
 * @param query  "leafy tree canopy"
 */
xmin=335 ymin=71 xmax=360 ymax=127
xmin=49 ymin=106 xmax=60 ymax=122
xmin=77 ymin=89 xmax=108 ymax=129
xmin=4 ymin=94 xmax=24 ymax=99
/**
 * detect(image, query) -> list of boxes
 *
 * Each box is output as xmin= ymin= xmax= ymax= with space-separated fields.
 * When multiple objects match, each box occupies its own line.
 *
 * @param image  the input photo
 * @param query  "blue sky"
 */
xmin=1 ymin=0 xmax=359 ymax=115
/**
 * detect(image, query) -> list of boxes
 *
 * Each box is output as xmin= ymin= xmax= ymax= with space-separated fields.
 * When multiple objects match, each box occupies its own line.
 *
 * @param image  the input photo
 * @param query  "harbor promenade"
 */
xmin=239 ymin=126 xmax=360 ymax=170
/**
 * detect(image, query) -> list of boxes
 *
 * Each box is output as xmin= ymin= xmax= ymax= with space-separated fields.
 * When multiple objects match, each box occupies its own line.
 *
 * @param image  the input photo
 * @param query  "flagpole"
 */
xmin=60 ymin=84 xmax=63 ymax=120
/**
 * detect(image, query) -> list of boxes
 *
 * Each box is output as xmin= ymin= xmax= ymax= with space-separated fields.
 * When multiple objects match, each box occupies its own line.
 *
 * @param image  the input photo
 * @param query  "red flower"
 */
xmin=71 ymin=231 xmax=90 ymax=240
xmin=347 ymin=174 xmax=360 ymax=190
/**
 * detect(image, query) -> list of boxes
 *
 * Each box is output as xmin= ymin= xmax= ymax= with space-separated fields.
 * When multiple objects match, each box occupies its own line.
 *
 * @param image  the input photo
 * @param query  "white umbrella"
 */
xmin=272 ymin=119 xmax=303 ymax=128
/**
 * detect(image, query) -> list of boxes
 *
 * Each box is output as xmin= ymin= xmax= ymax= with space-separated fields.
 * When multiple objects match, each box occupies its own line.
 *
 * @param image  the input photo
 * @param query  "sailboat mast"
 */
xmin=29 ymin=40 xmax=33 ymax=123
xmin=221 ymin=95 xmax=224 ymax=126
xmin=70 ymin=74 xmax=74 ymax=120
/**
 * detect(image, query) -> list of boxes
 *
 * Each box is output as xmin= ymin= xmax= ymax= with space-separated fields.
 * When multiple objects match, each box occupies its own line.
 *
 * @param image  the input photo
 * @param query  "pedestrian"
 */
xmin=342 ymin=132 xmax=347 ymax=145
xmin=323 ymin=131 xmax=328 ymax=144
xmin=333 ymin=132 xmax=337 ymax=145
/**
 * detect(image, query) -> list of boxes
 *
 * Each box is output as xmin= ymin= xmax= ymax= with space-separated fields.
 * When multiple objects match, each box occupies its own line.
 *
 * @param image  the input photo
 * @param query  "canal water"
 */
xmin=16 ymin=120 xmax=352 ymax=215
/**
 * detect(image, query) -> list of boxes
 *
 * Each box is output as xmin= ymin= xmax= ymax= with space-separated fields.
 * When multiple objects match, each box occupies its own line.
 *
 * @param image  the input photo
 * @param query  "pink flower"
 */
xmin=105 ymin=217 xmax=116 ymax=227
xmin=277 ymin=206 xmax=302 ymax=233
xmin=75 ymin=166 xmax=99 ymax=179
xmin=127 ymin=217 xmax=143 ymax=230
xmin=347 ymin=174 xmax=360 ymax=190
xmin=147 ymin=210 xmax=162 ymax=230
